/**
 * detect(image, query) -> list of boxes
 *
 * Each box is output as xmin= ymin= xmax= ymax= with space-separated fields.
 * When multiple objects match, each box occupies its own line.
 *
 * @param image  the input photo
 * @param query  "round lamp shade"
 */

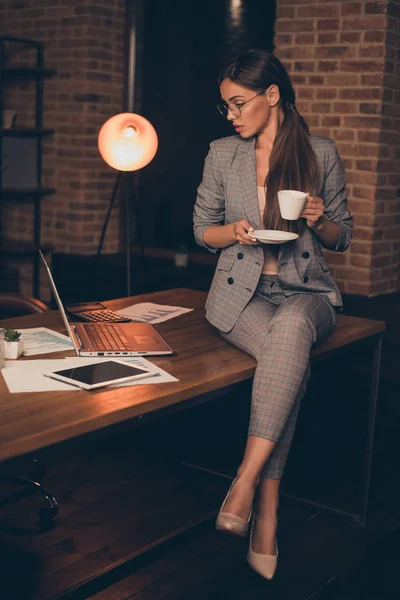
xmin=98 ymin=112 xmax=158 ymax=171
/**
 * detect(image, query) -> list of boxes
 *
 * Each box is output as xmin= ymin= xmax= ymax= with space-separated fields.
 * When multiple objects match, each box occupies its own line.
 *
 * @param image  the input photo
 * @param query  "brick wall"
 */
xmin=275 ymin=0 xmax=400 ymax=295
xmin=2 ymin=1 xmax=399 ymax=297
xmin=1 ymin=0 xmax=125 ymax=295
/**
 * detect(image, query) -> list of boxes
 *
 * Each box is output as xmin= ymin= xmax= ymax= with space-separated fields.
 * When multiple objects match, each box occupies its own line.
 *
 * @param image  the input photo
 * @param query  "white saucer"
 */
xmin=248 ymin=230 xmax=299 ymax=244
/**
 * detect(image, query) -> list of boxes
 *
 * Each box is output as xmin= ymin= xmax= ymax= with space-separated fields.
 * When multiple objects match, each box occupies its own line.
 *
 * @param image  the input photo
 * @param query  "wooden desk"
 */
xmin=0 ymin=288 xmax=385 ymax=467
xmin=0 ymin=289 xmax=385 ymax=598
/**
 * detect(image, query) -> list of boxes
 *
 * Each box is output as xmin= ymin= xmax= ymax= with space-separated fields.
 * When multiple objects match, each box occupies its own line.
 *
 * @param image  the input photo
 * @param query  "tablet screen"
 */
xmin=53 ymin=361 xmax=148 ymax=385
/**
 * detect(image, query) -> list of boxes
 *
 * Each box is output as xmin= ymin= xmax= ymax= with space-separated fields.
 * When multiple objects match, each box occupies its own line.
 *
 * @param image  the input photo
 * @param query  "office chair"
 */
xmin=0 ymin=293 xmax=59 ymax=526
xmin=0 ymin=292 xmax=49 ymax=319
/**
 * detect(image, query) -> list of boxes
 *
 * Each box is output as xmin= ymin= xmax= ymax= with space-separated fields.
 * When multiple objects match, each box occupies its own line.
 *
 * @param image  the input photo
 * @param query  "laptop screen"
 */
xmin=39 ymin=250 xmax=79 ymax=353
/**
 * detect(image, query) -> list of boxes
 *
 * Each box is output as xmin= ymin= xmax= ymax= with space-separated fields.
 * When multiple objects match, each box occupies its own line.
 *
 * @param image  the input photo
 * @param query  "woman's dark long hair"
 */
xmin=219 ymin=49 xmax=319 ymax=233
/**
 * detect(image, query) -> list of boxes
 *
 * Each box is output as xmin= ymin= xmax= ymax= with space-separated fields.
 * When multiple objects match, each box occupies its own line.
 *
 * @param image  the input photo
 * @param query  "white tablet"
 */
xmin=44 ymin=359 xmax=153 ymax=390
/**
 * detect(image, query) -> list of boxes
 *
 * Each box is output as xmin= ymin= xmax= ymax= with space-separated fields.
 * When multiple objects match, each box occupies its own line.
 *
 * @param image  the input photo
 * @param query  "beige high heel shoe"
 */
xmin=247 ymin=516 xmax=278 ymax=580
xmin=215 ymin=479 xmax=253 ymax=537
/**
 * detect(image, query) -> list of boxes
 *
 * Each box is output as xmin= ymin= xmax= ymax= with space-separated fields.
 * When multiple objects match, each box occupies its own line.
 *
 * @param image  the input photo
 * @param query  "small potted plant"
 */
xmin=4 ymin=329 xmax=23 ymax=359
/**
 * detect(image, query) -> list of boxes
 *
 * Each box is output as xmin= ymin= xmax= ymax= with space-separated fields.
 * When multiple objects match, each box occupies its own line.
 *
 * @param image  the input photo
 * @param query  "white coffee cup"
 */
xmin=278 ymin=190 xmax=307 ymax=220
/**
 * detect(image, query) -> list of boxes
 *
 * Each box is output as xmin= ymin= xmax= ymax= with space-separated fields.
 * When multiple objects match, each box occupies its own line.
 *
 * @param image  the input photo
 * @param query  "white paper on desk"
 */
xmin=20 ymin=327 xmax=74 ymax=356
xmin=2 ymin=356 xmax=177 ymax=393
xmin=118 ymin=302 xmax=193 ymax=323
xmin=2 ymin=359 xmax=79 ymax=392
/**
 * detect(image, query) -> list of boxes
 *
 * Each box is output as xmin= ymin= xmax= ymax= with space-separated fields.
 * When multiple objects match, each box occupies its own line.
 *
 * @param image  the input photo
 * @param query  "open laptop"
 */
xmin=39 ymin=251 xmax=173 ymax=357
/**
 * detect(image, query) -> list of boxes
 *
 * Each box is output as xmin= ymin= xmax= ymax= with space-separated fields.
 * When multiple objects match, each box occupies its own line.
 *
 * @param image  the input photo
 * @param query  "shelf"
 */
xmin=0 ymin=37 xmax=56 ymax=298
xmin=0 ymin=187 xmax=55 ymax=199
xmin=1 ymin=128 xmax=55 ymax=137
xmin=0 ymin=241 xmax=53 ymax=257
xmin=3 ymin=67 xmax=56 ymax=79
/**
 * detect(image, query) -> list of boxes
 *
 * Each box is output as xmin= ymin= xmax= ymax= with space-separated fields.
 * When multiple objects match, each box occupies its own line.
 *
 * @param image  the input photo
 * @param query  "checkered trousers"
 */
xmin=220 ymin=275 xmax=336 ymax=479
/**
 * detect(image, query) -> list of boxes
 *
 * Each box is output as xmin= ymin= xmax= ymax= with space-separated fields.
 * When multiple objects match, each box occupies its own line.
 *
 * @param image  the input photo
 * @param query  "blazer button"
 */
xmin=227 ymin=277 xmax=234 ymax=285
xmin=237 ymin=252 xmax=244 ymax=260
xmin=302 ymin=252 xmax=310 ymax=259
xmin=303 ymin=276 xmax=309 ymax=283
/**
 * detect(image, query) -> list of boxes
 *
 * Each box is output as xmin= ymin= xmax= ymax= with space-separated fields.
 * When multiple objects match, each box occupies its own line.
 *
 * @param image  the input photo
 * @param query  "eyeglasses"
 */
xmin=217 ymin=91 xmax=265 ymax=119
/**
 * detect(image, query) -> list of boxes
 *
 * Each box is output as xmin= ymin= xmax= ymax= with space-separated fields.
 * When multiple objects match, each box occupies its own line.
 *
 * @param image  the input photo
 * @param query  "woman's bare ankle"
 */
xmin=236 ymin=468 xmax=260 ymax=490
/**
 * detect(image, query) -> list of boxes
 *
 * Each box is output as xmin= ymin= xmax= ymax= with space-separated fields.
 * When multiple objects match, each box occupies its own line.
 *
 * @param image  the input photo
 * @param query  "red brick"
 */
xmin=333 ymin=101 xmax=358 ymax=113
xmin=311 ymin=102 xmax=331 ymax=113
xmin=318 ymin=60 xmax=339 ymax=72
xmin=317 ymin=33 xmax=338 ymax=45
xmin=360 ymin=102 xmax=381 ymax=114
xmin=346 ymin=282 xmax=372 ymax=295
xmin=340 ymin=32 xmax=362 ymax=44
xmin=317 ymin=19 xmax=340 ymax=32
xmin=321 ymin=116 xmax=341 ymax=127
xmin=343 ymin=116 xmax=381 ymax=129
xmin=315 ymin=45 xmax=357 ymax=59
xmin=341 ymin=60 xmax=384 ymax=73
xmin=309 ymin=75 xmax=325 ymax=85
xmin=359 ymin=45 xmax=385 ymax=59
xmin=298 ymin=87 xmax=315 ymax=100
xmin=294 ymin=61 xmax=315 ymax=72
xmin=365 ymin=1 xmax=388 ymax=14
xmin=341 ymin=2 xmax=363 ymax=16
xmin=298 ymin=6 xmax=339 ymax=19
xmin=350 ymin=241 xmax=373 ymax=255
xmin=364 ymin=30 xmax=386 ymax=43
xmin=291 ymin=74 xmax=307 ymax=84
xmin=342 ymin=15 xmax=387 ymax=30
xmin=356 ymin=159 xmax=378 ymax=171
xmin=350 ymin=254 xmax=373 ymax=268
xmin=350 ymin=200 xmax=375 ymax=213
xmin=353 ymin=186 xmax=378 ymax=201
xmin=307 ymin=115 xmax=320 ymax=127
xmin=276 ymin=6 xmax=296 ymax=19
xmin=312 ymin=128 xmax=331 ymax=137
xmin=348 ymin=171 xmax=377 ymax=186
xmin=295 ymin=34 xmax=316 ymax=45
xmin=339 ymin=88 xmax=382 ymax=100
xmin=326 ymin=74 xmax=360 ymax=86
xmin=275 ymin=19 xmax=315 ymax=33
xmin=275 ymin=34 xmax=294 ymax=46
xmin=316 ymin=88 xmax=337 ymax=100
xmin=361 ymin=74 xmax=384 ymax=86
xmin=333 ymin=129 xmax=355 ymax=141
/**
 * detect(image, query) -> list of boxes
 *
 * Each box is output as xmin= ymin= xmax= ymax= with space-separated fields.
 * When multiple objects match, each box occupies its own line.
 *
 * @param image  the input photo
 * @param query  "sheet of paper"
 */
xmin=2 ymin=359 xmax=79 ymax=392
xmin=19 ymin=327 xmax=74 ymax=356
xmin=118 ymin=302 xmax=193 ymax=324
xmin=2 ymin=356 xmax=177 ymax=393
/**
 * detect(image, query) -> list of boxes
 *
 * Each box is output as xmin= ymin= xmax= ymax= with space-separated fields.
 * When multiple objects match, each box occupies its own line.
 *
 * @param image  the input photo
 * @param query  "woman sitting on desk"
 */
xmin=193 ymin=49 xmax=352 ymax=580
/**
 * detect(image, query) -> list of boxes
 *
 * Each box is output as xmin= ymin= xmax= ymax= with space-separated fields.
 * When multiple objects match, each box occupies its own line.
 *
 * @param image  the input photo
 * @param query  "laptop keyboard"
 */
xmin=85 ymin=323 xmax=129 ymax=351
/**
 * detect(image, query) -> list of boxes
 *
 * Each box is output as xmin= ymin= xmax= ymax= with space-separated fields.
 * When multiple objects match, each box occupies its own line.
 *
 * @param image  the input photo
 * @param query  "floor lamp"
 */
xmin=97 ymin=112 xmax=158 ymax=297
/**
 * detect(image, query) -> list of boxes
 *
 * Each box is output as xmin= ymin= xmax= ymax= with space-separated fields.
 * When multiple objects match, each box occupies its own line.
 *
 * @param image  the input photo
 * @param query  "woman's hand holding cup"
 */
xmin=278 ymin=190 xmax=325 ymax=230
xmin=299 ymin=195 xmax=325 ymax=230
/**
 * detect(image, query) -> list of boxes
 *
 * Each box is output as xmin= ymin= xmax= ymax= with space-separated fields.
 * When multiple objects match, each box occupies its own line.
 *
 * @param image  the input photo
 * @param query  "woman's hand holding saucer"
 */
xmin=233 ymin=220 xmax=259 ymax=245
xmin=300 ymin=195 xmax=325 ymax=230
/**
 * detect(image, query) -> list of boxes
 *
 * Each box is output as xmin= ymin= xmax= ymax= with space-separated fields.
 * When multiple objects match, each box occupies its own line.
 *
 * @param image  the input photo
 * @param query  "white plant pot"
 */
xmin=4 ymin=340 xmax=23 ymax=360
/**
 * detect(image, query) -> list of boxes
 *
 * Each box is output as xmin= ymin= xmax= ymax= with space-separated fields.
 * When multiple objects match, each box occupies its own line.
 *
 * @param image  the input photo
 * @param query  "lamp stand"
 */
xmin=97 ymin=171 xmax=144 ymax=297
xmin=124 ymin=174 xmax=132 ymax=297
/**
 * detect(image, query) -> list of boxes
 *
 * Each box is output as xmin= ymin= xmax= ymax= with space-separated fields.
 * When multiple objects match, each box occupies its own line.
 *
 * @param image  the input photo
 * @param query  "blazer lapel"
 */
xmin=237 ymin=138 xmax=261 ymax=230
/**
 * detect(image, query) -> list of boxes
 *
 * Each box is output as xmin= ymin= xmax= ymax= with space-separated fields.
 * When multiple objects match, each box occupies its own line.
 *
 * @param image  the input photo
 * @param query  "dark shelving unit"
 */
xmin=0 ymin=36 xmax=56 ymax=297
xmin=3 ymin=67 xmax=56 ymax=79
xmin=0 ymin=127 xmax=54 ymax=137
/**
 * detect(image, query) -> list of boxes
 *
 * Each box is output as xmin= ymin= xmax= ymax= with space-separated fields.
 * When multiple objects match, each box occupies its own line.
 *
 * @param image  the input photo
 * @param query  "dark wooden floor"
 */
xmin=0 ymin=292 xmax=399 ymax=600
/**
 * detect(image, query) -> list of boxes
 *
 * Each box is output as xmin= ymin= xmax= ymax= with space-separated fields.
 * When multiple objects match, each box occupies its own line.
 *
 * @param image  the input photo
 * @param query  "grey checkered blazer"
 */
xmin=193 ymin=134 xmax=353 ymax=333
